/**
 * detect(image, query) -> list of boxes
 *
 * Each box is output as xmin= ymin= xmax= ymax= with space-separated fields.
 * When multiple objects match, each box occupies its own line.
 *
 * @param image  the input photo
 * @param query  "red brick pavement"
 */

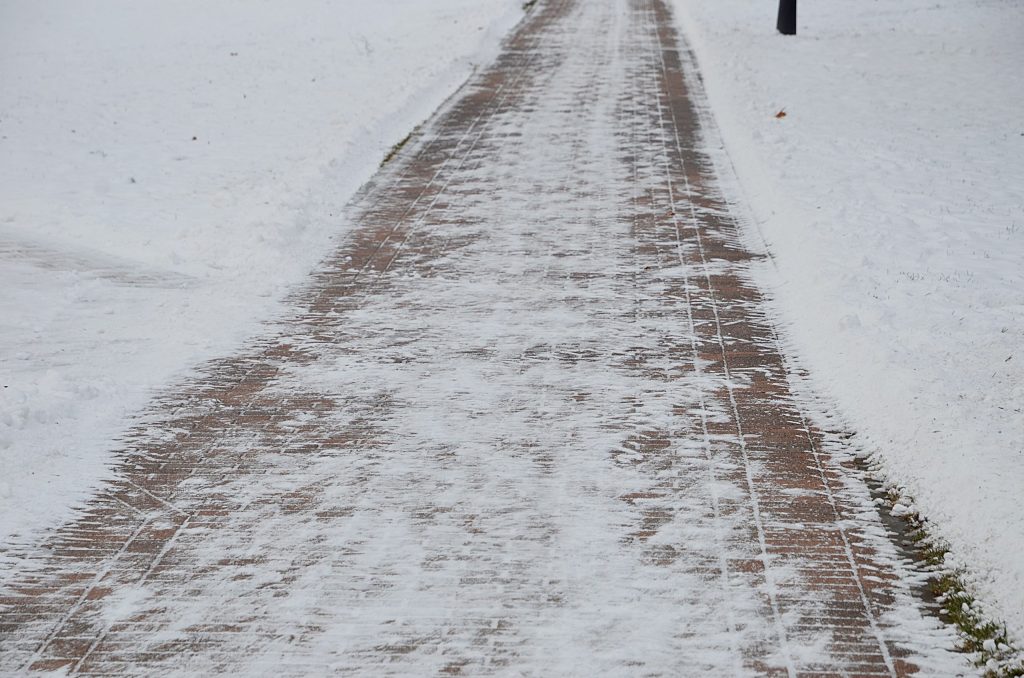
xmin=0 ymin=0 xmax=960 ymax=675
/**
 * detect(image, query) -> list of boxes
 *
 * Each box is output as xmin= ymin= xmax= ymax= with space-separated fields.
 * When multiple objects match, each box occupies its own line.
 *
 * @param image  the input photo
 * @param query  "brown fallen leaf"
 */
xmin=774 ymin=109 xmax=787 ymax=119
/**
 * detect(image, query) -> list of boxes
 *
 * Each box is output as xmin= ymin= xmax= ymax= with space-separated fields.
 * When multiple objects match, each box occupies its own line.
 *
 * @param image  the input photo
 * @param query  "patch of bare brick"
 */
xmin=1 ymin=0 xmax=960 ymax=675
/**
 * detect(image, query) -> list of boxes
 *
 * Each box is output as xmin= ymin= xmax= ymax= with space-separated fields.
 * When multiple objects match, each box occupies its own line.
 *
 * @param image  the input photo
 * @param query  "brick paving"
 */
xmin=0 ymin=0 xmax=960 ymax=675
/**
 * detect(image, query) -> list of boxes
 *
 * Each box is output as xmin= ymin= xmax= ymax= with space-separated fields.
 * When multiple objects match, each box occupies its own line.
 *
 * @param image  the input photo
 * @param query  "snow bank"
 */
xmin=0 ymin=0 xmax=523 ymax=551
xmin=671 ymin=0 xmax=1024 ymax=641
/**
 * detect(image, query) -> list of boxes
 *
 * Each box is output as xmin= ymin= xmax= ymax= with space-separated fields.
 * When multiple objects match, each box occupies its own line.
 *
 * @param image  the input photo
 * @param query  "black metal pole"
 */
xmin=777 ymin=0 xmax=796 ymax=35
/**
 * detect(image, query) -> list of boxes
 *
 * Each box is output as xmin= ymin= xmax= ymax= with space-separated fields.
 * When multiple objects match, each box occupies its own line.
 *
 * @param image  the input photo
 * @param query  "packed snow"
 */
xmin=672 ymin=0 xmax=1024 ymax=644
xmin=0 ymin=0 xmax=524 ymax=551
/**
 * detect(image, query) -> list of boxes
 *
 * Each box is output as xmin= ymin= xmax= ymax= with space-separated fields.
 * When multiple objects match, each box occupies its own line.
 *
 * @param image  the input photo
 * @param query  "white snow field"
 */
xmin=0 ymin=0 xmax=524 ymax=552
xmin=673 ymin=0 xmax=1024 ymax=645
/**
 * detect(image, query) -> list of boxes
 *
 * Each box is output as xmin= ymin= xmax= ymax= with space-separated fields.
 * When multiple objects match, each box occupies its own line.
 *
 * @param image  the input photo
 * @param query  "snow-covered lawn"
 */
xmin=672 ymin=0 xmax=1024 ymax=645
xmin=0 ymin=0 xmax=523 ymax=551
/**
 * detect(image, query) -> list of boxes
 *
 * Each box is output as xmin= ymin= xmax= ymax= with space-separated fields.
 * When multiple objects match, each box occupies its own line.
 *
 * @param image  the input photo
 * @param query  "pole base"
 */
xmin=777 ymin=0 xmax=797 ymax=35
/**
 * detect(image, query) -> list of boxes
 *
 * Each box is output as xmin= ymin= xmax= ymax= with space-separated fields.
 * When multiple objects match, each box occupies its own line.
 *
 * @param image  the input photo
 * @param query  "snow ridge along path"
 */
xmin=0 ymin=0 xmax=966 ymax=675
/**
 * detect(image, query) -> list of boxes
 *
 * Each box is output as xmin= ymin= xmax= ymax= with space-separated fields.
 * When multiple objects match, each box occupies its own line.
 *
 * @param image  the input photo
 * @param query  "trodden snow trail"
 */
xmin=0 ymin=0 xmax=965 ymax=675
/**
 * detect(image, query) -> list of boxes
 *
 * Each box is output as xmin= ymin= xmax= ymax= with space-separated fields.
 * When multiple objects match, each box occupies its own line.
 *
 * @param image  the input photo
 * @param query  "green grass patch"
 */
xmin=876 ymin=479 xmax=1023 ymax=676
xmin=380 ymin=131 xmax=414 ymax=168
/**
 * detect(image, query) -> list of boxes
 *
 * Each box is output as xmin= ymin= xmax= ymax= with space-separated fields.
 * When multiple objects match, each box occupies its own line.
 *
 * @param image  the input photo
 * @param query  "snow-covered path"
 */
xmin=0 ymin=0 xmax=964 ymax=674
